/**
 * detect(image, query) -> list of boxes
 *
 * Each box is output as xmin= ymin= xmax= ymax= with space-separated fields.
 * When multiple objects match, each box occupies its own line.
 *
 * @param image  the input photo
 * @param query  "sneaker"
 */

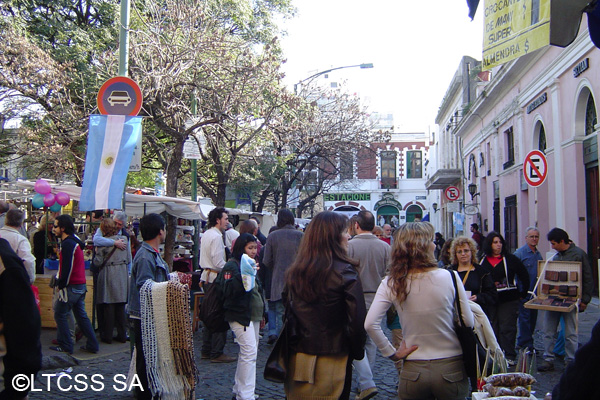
xmin=49 ymin=345 xmax=72 ymax=354
xmin=210 ymin=353 xmax=236 ymax=363
xmin=79 ymin=345 xmax=98 ymax=354
xmin=355 ymin=387 xmax=378 ymax=400
xmin=538 ymin=359 xmax=555 ymax=372
xmin=506 ymin=358 xmax=517 ymax=367
xmin=267 ymin=335 xmax=278 ymax=345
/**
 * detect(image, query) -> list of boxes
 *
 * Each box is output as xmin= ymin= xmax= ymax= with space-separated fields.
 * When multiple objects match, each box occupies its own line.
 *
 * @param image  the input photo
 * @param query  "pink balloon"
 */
xmin=43 ymin=193 xmax=56 ymax=207
xmin=34 ymin=179 xmax=52 ymax=194
xmin=55 ymin=192 xmax=70 ymax=206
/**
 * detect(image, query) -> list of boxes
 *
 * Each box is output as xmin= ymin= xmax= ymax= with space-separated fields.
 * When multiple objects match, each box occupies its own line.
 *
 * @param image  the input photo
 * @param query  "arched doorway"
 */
xmin=579 ymin=90 xmax=599 ymax=292
xmin=376 ymin=205 xmax=400 ymax=227
xmin=405 ymin=204 xmax=423 ymax=222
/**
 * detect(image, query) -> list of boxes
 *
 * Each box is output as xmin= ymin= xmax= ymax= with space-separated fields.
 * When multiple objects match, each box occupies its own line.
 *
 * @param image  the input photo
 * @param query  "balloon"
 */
xmin=32 ymin=193 xmax=45 ymax=209
xmin=55 ymin=192 xmax=70 ymax=206
xmin=34 ymin=179 xmax=51 ymax=195
xmin=43 ymin=193 xmax=56 ymax=207
xmin=49 ymin=202 xmax=62 ymax=212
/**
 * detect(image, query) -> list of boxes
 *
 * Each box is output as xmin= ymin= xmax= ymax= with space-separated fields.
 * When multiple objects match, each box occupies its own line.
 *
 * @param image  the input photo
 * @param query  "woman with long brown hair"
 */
xmin=283 ymin=211 xmax=367 ymax=400
xmin=365 ymin=222 xmax=474 ymax=399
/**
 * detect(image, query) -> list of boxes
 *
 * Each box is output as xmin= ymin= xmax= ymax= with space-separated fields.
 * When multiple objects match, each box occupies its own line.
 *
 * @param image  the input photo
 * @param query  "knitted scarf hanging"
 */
xmin=139 ymin=279 xmax=198 ymax=400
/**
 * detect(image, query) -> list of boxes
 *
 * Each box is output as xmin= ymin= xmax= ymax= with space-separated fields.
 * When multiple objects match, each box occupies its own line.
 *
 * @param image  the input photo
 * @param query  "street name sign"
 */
xmin=523 ymin=149 xmax=548 ymax=187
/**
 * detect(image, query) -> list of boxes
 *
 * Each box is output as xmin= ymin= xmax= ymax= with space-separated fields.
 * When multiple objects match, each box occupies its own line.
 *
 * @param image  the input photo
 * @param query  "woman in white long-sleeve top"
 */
xmin=365 ymin=222 xmax=474 ymax=400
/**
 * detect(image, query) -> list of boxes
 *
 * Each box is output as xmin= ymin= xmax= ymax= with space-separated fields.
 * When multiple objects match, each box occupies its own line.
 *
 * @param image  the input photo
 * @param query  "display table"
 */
xmin=35 ymin=274 xmax=95 ymax=328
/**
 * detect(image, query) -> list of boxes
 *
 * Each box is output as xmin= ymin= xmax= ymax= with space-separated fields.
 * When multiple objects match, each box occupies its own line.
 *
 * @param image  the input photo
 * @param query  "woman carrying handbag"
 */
xmin=282 ymin=211 xmax=367 ymax=400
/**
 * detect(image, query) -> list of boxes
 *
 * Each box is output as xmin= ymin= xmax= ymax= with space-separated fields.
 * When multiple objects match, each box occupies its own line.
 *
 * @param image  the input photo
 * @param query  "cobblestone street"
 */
xmin=29 ymin=300 xmax=599 ymax=399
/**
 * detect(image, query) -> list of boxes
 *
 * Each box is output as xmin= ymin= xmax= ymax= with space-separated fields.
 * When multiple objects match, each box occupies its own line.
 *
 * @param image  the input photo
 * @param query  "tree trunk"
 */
xmin=163 ymin=136 xmax=185 ymax=269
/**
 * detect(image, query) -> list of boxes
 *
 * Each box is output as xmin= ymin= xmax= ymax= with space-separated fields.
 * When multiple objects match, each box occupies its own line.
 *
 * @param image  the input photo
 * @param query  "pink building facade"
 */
xmin=429 ymin=19 xmax=599 ymax=291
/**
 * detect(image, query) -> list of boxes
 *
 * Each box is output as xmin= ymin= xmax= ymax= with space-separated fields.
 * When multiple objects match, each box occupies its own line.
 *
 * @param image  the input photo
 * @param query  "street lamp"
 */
xmin=294 ymin=63 xmax=374 ymax=94
xmin=468 ymin=183 xmax=480 ymax=200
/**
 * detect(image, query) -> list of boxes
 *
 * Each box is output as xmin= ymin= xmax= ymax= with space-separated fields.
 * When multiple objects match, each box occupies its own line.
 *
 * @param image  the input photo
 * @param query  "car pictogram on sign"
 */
xmin=107 ymin=90 xmax=132 ymax=106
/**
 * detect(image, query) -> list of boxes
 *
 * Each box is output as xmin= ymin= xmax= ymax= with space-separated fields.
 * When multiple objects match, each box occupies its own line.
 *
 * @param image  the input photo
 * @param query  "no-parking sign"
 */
xmin=444 ymin=186 xmax=460 ymax=201
xmin=523 ymin=150 xmax=548 ymax=187
xmin=97 ymin=76 xmax=143 ymax=116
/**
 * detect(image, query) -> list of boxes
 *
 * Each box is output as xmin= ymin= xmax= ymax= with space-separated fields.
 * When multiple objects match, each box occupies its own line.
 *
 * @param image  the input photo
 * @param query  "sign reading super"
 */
xmin=483 ymin=0 xmax=550 ymax=70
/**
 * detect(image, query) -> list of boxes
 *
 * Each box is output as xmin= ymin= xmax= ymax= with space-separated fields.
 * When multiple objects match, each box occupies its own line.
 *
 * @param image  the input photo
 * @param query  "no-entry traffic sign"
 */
xmin=444 ymin=186 xmax=460 ymax=201
xmin=97 ymin=76 xmax=143 ymax=116
xmin=523 ymin=150 xmax=548 ymax=187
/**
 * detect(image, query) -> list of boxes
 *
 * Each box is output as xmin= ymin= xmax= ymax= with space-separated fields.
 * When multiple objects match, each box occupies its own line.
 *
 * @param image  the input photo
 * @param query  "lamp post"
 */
xmin=293 ymin=63 xmax=374 ymax=94
xmin=289 ymin=63 xmax=374 ymax=216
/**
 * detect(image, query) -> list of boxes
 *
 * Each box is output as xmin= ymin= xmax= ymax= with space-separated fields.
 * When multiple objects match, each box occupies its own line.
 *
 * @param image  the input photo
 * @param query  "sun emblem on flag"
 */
xmin=103 ymin=155 xmax=115 ymax=167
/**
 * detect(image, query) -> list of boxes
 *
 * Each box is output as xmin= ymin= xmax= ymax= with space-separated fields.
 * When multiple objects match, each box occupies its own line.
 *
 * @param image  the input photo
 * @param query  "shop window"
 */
xmin=503 ymin=127 xmax=514 ymax=169
xmin=380 ymin=151 xmax=397 ymax=189
xmin=585 ymin=94 xmax=597 ymax=136
xmin=406 ymin=150 xmax=422 ymax=179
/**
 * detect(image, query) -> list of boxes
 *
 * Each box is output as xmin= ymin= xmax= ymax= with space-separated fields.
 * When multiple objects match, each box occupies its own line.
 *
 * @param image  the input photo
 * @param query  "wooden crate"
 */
xmin=36 ymin=275 xmax=95 ymax=328
xmin=524 ymin=260 xmax=581 ymax=312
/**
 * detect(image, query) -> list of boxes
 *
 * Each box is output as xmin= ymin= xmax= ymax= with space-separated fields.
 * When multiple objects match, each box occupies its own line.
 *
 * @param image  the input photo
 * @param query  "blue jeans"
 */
xmin=267 ymin=300 xmax=284 ymax=337
xmin=517 ymin=298 xmax=537 ymax=349
xmin=54 ymin=284 xmax=99 ymax=353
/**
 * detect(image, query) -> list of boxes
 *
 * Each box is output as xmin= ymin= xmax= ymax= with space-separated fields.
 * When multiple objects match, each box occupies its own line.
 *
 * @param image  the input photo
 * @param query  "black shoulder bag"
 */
xmin=264 ymin=292 xmax=298 ymax=383
xmin=449 ymin=269 xmax=478 ymax=380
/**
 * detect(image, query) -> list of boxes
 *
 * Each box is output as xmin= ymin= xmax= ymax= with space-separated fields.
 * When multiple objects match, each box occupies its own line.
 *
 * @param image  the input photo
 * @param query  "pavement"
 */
xmin=26 ymin=298 xmax=600 ymax=399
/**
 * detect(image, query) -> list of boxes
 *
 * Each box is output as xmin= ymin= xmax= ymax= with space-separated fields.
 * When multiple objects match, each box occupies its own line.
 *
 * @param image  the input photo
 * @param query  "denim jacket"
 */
xmin=127 ymin=242 xmax=169 ymax=318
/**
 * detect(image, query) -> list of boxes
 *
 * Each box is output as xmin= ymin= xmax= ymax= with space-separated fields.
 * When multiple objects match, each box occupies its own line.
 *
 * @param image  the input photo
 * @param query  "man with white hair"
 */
xmin=0 ymin=208 xmax=36 ymax=284
xmin=513 ymin=227 xmax=543 ymax=351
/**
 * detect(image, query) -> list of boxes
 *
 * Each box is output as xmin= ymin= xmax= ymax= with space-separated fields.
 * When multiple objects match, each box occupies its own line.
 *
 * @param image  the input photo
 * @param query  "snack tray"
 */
xmin=472 ymin=393 xmax=537 ymax=400
xmin=524 ymin=260 xmax=581 ymax=312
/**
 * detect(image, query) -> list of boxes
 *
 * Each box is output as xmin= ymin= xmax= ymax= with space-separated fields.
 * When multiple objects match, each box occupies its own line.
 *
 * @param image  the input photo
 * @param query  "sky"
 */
xmin=279 ymin=0 xmax=485 ymax=133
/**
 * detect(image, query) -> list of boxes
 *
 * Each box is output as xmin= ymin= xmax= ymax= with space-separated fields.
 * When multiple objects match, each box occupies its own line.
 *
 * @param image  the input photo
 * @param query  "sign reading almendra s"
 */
xmin=324 ymin=193 xmax=371 ymax=202
xmin=483 ymin=0 xmax=550 ymax=71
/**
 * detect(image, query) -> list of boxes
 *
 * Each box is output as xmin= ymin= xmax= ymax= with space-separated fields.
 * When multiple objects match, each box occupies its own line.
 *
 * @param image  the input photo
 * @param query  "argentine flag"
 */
xmin=80 ymin=115 xmax=142 ymax=211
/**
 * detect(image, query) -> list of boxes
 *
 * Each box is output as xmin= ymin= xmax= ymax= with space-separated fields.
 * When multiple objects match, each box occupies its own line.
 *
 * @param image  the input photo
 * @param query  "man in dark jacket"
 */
xmin=50 ymin=214 xmax=99 ymax=355
xmin=0 ymin=238 xmax=41 ymax=399
xmin=262 ymin=209 xmax=303 ymax=344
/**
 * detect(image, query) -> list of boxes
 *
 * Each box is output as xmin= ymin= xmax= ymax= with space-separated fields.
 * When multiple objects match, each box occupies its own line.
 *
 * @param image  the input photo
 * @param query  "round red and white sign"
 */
xmin=523 ymin=150 xmax=548 ymax=187
xmin=444 ymin=186 xmax=460 ymax=201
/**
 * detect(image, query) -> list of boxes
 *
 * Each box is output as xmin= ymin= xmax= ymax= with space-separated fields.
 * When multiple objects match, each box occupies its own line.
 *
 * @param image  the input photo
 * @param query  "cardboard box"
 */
xmin=524 ymin=260 xmax=581 ymax=312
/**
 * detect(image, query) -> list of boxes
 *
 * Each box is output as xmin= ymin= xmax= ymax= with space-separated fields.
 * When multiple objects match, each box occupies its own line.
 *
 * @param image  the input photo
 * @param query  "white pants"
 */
xmin=229 ymin=320 xmax=260 ymax=400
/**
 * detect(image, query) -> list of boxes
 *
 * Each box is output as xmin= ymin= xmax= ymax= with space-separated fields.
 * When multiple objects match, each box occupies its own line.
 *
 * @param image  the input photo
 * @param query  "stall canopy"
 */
xmin=15 ymin=181 xmax=214 ymax=220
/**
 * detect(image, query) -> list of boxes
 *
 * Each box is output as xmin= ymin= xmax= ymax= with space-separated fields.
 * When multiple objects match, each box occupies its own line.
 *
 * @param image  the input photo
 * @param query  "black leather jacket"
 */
xmin=283 ymin=258 xmax=367 ymax=360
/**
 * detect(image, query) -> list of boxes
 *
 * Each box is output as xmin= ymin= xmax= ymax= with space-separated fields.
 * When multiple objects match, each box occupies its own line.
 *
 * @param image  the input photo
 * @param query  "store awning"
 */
xmin=14 ymin=181 xmax=213 ymax=220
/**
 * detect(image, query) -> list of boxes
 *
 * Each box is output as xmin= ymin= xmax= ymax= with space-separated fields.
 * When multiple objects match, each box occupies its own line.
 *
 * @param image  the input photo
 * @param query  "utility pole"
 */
xmin=118 ymin=0 xmax=130 ymax=77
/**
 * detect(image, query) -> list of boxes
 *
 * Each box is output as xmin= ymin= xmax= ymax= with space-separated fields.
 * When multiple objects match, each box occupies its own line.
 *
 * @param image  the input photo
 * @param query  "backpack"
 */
xmin=199 ymin=278 xmax=229 ymax=333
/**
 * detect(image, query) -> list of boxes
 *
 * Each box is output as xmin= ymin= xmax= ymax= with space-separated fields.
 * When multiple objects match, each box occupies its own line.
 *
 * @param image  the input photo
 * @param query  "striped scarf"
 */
xmin=139 ymin=279 xmax=198 ymax=399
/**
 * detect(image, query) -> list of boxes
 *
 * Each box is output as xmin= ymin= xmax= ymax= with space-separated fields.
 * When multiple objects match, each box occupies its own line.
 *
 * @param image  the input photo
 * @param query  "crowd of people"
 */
xmin=0 ymin=198 xmax=597 ymax=400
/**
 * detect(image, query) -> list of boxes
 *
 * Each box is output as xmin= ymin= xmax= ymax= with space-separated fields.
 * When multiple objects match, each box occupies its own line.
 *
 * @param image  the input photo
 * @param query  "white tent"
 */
xmin=15 ymin=181 xmax=214 ymax=220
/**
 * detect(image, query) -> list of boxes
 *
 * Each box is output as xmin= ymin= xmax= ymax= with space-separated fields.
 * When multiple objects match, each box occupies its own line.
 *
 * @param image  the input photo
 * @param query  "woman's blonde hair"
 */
xmin=100 ymin=218 xmax=119 ymax=237
xmin=387 ymin=222 xmax=437 ymax=303
xmin=449 ymin=236 xmax=478 ymax=265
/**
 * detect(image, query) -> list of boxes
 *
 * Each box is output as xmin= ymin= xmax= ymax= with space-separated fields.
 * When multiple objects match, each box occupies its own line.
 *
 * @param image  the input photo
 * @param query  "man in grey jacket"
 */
xmin=348 ymin=210 xmax=390 ymax=400
xmin=262 ymin=209 xmax=303 ymax=344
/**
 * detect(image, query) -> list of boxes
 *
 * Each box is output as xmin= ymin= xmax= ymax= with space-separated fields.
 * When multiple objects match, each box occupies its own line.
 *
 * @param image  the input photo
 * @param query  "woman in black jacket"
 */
xmin=449 ymin=236 xmax=497 ymax=318
xmin=480 ymin=232 xmax=529 ymax=364
xmin=220 ymin=233 xmax=264 ymax=400
xmin=283 ymin=211 xmax=367 ymax=400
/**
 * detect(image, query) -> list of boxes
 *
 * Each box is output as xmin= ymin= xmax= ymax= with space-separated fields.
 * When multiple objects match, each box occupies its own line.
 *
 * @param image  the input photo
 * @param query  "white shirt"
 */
xmin=365 ymin=269 xmax=474 ymax=360
xmin=0 ymin=226 xmax=36 ymax=284
xmin=224 ymin=228 xmax=240 ymax=251
xmin=199 ymin=227 xmax=226 ymax=283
